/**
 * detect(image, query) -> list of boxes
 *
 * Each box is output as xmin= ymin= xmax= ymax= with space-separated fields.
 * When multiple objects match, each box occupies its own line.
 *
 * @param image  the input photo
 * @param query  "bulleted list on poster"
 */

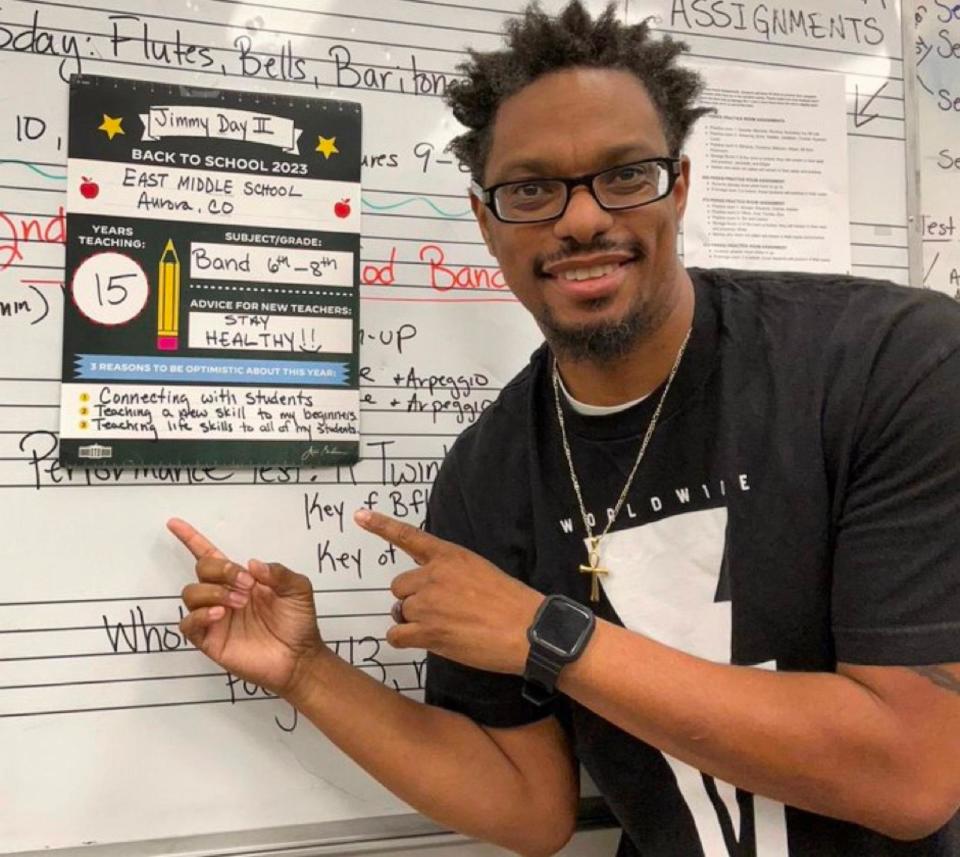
xmin=683 ymin=64 xmax=851 ymax=274
xmin=59 ymin=75 xmax=362 ymax=467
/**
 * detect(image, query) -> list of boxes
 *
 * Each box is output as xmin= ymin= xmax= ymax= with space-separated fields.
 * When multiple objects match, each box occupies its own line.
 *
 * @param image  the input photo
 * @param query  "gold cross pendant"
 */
xmin=579 ymin=537 xmax=609 ymax=603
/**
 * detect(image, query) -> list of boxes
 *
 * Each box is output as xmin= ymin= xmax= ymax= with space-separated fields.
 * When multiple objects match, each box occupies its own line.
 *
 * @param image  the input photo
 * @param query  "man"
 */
xmin=173 ymin=3 xmax=960 ymax=855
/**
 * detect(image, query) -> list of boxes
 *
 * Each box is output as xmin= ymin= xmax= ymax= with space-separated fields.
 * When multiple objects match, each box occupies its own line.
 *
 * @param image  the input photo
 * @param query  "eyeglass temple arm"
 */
xmin=469 ymin=180 xmax=489 ymax=202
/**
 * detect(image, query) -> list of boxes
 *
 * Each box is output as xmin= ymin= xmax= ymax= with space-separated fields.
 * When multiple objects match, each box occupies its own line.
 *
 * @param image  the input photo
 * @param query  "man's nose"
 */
xmin=552 ymin=186 xmax=615 ymax=245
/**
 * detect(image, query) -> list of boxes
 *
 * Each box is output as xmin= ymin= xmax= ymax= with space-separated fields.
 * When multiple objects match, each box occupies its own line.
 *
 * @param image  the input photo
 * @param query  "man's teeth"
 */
xmin=559 ymin=263 xmax=620 ymax=282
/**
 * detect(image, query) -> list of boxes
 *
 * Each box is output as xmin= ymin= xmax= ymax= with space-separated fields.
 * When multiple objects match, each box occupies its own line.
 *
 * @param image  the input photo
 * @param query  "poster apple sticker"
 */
xmin=59 ymin=75 xmax=363 ymax=469
xmin=79 ymin=177 xmax=99 ymax=199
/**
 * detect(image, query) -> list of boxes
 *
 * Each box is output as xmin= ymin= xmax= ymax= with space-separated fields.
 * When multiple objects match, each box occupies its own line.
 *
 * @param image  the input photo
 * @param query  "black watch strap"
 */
xmin=521 ymin=646 xmax=566 ymax=705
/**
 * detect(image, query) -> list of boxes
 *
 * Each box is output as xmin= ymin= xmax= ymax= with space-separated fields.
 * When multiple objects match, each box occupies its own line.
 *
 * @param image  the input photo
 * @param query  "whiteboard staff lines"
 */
xmin=845 ymin=106 xmax=904 ymax=124
xmin=1 ymin=661 xmax=426 ymax=689
xmin=1 ymin=615 xmax=402 ymax=659
xmin=393 ymin=0 xmax=519 ymax=14
xmin=847 ymin=130 xmax=906 ymax=142
xmin=0 ymin=587 xmax=394 ymax=606
xmin=0 ymin=686 xmax=429 ymax=720
xmin=0 ymin=609 xmax=429 ymax=720
xmin=0 ymin=632 xmax=410 ymax=662
xmin=3 ymin=622 xmax=388 ymax=639
xmin=1 ymin=636 xmax=396 ymax=663
xmin=1 ymin=667 xmax=225 ymax=685
xmin=0 ymin=677 xmax=429 ymax=719
xmin=2 ymin=612 xmax=396 ymax=634
xmin=0 ymin=201 xmax=483 ymax=228
xmin=0 ymin=673 xmax=428 ymax=695
xmin=850 ymin=263 xmax=909 ymax=270
xmin=850 ymin=220 xmax=909 ymax=228
xmin=0 ymin=183 xmax=65 ymax=195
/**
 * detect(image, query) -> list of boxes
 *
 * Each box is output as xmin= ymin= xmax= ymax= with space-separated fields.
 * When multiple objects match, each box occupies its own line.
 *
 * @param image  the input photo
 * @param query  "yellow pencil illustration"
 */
xmin=157 ymin=240 xmax=181 ymax=350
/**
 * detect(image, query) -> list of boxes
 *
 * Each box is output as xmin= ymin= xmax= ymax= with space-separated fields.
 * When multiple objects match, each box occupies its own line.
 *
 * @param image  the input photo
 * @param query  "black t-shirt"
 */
xmin=424 ymin=269 xmax=960 ymax=856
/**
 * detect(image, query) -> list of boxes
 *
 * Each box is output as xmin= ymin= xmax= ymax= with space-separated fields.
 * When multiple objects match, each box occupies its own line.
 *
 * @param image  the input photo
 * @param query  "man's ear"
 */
xmin=470 ymin=190 xmax=497 ymax=257
xmin=674 ymin=156 xmax=691 ymax=221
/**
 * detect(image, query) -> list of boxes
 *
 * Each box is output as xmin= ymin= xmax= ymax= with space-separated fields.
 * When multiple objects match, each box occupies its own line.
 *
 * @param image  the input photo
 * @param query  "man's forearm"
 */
xmin=283 ymin=648 xmax=575 ymax=857
xmin=560 ymin=620 xmax=946 ymax=839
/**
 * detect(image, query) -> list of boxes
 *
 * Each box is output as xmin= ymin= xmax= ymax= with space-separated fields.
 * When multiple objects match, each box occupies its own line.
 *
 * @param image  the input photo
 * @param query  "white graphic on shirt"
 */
xmin=598 ymin=507 xmax=789 ymax=857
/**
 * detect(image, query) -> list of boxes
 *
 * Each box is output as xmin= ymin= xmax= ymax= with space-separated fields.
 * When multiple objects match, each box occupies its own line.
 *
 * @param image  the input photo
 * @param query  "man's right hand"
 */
xmin=170 ymin=518 xmax=324 ymax=697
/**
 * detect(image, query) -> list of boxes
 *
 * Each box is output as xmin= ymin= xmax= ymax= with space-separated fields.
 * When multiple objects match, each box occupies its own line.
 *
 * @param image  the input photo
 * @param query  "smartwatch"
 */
xmin=522 ymin=594 xmax=596 ymax=705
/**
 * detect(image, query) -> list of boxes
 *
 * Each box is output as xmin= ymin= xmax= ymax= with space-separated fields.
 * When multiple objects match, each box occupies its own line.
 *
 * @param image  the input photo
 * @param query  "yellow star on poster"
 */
xmin=98 ymin=115 xmax=125 ymax=141
xmin=315 ymin=135 xmax=339 ymax=159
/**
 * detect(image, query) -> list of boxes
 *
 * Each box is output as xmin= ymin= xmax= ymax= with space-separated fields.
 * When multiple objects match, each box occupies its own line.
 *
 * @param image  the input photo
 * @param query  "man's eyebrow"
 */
xmin=491 ymin=144 xmax=667 ymax=182
xmin=491 ymin=158 xmax=555 ymax=182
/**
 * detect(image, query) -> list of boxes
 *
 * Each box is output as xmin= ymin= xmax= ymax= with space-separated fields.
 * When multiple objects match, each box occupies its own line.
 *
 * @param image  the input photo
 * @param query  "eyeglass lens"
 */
xmin=494 ymin=161 xmax=671 ymax=222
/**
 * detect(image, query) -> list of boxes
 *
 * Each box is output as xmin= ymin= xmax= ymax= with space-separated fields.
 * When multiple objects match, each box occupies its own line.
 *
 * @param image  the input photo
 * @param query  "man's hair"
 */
xmin=444 ymin=1 xmax=710 ymax=181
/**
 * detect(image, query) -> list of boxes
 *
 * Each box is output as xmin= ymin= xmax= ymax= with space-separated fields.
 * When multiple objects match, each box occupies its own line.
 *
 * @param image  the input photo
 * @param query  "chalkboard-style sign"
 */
xmin=59 ymin=74 xmax=363 ymax=468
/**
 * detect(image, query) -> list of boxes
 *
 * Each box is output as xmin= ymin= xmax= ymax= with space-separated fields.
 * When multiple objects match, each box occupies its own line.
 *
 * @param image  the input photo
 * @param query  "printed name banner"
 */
xmin=59 ymin=75 xmax=362 ymax=467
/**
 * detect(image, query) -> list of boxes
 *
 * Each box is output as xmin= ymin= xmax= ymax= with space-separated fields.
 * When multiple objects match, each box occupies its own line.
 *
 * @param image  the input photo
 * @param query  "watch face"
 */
xmin=534 ymin=599 xmax=591 ymax=655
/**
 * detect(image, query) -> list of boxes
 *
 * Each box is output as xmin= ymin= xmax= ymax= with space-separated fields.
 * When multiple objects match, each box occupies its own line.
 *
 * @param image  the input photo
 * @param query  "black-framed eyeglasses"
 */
xmin=471 ymin=157 xmax=681 ymax=224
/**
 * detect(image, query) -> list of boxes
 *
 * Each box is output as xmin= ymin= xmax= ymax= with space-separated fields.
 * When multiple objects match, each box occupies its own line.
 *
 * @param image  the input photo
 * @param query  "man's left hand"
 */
xmin=354 ymin=509 xmax=544 ymax=674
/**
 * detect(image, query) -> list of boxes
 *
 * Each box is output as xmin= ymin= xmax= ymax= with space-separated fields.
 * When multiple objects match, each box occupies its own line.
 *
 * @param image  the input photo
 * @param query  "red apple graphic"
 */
xmin=79 ymin=177 xmax=99 ymax=199
xmin=334 ymin=198 xmax=351 ymax=219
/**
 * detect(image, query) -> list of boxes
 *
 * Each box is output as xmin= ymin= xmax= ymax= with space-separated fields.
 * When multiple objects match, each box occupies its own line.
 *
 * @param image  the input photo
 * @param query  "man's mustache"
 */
xmin=533 ymin=239 xmax=647 ymax=277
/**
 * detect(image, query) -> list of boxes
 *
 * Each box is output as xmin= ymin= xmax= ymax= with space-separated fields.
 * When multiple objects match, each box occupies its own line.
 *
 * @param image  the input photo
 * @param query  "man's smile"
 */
xmin=540 ymin=251 xmax=639 ymax=302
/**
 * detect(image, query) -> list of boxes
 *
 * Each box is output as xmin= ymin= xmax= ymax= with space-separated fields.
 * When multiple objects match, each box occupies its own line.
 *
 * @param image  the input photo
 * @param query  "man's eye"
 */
xmin=610 ymin=166 xmax=651 ymax=185
xmin=500 ymin=182 xmax=560 ymax=211
xmin=510 ymin=183 xmax=548 ymax=198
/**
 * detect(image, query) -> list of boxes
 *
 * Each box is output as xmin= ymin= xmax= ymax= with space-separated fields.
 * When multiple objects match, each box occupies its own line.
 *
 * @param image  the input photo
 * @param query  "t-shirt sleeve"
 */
xmin=422 ymin=442 xmax=553 ymax=728
xmin=832 ymin=329 xmax=960 ymax=665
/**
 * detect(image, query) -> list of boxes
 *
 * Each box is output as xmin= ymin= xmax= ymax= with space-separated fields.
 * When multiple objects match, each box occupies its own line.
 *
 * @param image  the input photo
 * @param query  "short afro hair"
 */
xmin=444 ymin=1 xmax=711 ymax=181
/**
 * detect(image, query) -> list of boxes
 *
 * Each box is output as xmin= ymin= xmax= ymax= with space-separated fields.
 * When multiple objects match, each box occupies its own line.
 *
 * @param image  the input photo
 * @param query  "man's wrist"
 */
xmin=522 ymin=595 xmax=596 ymax=703
xmin=282 ymin=645 xmax=335 ymax=708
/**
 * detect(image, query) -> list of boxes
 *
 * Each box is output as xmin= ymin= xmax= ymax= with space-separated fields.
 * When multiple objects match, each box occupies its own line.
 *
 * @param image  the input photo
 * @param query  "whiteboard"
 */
xmin=914 ymin=2 xmax=960 ymax=295
xmin=0 ymin=0 xmax=913 ymax=853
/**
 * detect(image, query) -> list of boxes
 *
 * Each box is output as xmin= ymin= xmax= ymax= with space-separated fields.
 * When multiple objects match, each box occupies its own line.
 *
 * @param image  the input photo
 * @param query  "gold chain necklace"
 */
xmin=552 ymin=328 xmax=692 ymax=602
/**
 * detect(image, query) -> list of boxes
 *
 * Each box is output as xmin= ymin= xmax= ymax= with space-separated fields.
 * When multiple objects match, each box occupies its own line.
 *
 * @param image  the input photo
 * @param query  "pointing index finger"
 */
xmin=167 ymin=517 xmax=227 ymax=561
xmin=353 ymin=509 xmax=441 ymax=564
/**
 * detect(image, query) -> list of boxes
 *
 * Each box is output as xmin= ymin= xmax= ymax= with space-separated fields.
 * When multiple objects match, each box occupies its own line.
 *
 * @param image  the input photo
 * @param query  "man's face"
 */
xmin=472 ymin=68 xmax=690 ymax=361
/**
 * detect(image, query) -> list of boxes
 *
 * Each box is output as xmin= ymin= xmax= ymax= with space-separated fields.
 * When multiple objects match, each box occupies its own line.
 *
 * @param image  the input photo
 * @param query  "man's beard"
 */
xmin=532 ymin=239 xmax=667 ymax=362
xmin=538 ymin=294 xmax=668 ymax=363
